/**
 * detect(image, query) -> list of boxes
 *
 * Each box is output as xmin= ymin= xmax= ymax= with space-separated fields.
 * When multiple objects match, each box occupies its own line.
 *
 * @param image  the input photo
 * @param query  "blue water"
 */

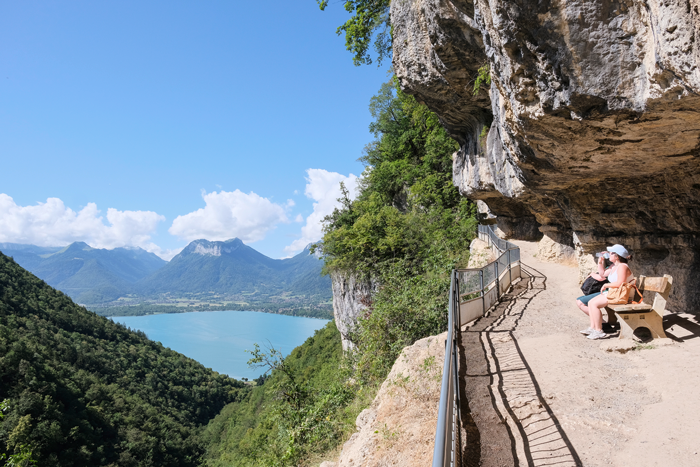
xmin=111 ymin=311 xmax=329 ymax=380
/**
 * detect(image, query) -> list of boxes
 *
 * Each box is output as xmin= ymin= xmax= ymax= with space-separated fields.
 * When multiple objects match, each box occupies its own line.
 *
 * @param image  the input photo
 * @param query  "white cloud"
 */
xmin=284 ymin=169 xmax=359 ymax=254
xmin=0 ymin=193 xmax=166 ymax=253
xmin=169 ymin=189 xmax=289 ymax=243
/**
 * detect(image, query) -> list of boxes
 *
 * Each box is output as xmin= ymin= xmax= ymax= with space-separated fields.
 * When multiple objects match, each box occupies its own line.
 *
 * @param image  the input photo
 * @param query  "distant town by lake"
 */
xmin=111 ymin=310 xmax=329 ymax=380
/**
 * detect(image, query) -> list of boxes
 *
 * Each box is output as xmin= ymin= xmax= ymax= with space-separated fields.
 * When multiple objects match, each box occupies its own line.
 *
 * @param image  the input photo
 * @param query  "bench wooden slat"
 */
xmin=608 ymin=303 xmax=652 ymax=312
xmin=638 ymin=276 xmax=668 ymax=294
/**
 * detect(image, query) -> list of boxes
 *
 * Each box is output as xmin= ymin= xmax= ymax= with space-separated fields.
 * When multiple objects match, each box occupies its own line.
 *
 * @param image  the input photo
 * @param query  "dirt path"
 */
xmin=459 ymin=240 xmax=700 ymax=467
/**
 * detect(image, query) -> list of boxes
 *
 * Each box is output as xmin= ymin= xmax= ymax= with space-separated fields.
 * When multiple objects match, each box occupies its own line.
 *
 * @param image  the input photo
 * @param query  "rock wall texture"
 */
xmin=331 ymin=272 xmax=378 ymax=351
xmin=467 ymin=237 xmax=496 ymax=268
xmin=392 ymin=0 xmax=700 ymax=312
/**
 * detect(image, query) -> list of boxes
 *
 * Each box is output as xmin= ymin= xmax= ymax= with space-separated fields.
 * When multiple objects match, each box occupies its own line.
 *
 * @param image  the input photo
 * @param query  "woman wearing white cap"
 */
xmin=576 ymin=244 xmax=633 ymax=340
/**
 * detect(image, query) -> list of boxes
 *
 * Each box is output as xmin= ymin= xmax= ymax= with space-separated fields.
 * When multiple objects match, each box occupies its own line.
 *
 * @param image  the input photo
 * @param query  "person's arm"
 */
xmin=590 ymin=272 xmax=605 ymax=281
xmin=597 ymin=253 xmax=611 ymax=279
xmin=597 ymin=253 xmax=606 ymax=275
xmin=601 ymin=264 xmax=629 ymax=291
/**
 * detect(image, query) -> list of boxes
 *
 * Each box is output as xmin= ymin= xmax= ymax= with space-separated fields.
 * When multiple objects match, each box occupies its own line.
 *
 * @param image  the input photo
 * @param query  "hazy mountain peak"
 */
xmin=193 ymin=242 xmax=223 ymax=257
xmin=186 ymin=238 xmax=246 ymax=257
xmin=52 ymin=241 xmax=91 ymax=256
xmin=67 ymin=241 xmax=92 ymax=250
xmin=304 ymin=242 xmax=323 ymax=259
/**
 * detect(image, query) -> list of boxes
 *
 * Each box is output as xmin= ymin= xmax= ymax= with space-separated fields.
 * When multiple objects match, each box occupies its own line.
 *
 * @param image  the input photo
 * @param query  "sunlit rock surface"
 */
xmin=392 ymin=0 xmax=700 ymax=312
xmin=331 ymin=272 xmax=378 ymax=351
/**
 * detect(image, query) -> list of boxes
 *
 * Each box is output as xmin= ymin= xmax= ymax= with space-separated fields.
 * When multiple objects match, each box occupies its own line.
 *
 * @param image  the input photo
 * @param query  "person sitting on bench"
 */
xmin=576 ymin=244 xmax=633 ymax=340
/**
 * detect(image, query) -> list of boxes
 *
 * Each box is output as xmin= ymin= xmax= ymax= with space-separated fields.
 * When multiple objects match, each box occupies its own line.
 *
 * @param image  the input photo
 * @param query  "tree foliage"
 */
xmin=321 ymin=78 xmax=474 ymax=274
xmin=473 ymin=63 xmax=491 ymax=95
xmin=202 ymin=322 xmax=353 ymax=467
xmin=0 ymin=253 xmax=248 ymax=466
xmin=202 ymin=79 xmax=478 ymax=466
xmin=320 ymin=78 xmax=477 ymax=382
xmin=317 ymin=0 xmax=391 ymax=66
xmin=0 ymin=400 xmax=36 ymax=467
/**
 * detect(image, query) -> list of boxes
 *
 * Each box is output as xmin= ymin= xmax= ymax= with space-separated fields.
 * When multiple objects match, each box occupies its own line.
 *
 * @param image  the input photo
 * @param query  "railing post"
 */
xmin=480 ymin=269 xmax=485 ymax=315
xmin=495 ymin=261 xmax=499 ymax=299
xmin=508 ymin=249 xmax=512 ymax=287
xmin=453 ymin=272 xmax=458 ymax=329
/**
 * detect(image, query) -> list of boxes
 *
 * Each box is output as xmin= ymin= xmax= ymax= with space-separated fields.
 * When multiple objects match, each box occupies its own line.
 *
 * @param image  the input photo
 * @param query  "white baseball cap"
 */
xmin=607 ymin=244 xmax=630 ymax=259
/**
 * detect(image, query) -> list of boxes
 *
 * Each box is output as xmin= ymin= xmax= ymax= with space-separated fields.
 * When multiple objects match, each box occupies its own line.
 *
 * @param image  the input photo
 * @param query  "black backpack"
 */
xmin=581 ymin=275 xmax=608 ymax=295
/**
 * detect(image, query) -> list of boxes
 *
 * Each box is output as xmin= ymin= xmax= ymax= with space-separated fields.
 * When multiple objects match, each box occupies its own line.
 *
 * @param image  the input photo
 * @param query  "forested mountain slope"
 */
xmin=136 ymin=239 xmax=330 ymax=298
xmin=202 ymin=321 xmax=348 ymax=467
xmin=1 ymin=239 xmax=331 ymax=312
xmin=0 ymin=242 xmax=166 ymax=304
xmin=0 ymin=244 xmax=63 ymax=271
xmin=0 ymin=252 xmax=248 ymax=466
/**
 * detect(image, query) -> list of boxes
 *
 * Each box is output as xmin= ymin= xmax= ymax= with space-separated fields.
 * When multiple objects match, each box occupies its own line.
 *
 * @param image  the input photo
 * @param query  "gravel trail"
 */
xmin=459 ymin=240 xmax=700 ymax=467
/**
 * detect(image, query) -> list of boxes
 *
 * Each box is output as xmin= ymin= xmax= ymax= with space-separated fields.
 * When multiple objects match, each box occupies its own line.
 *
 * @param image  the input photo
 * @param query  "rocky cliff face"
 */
xmin=321 ymin=332 xmax=446 ymax=467
xmin=392 ymin=0 xmax=700 ymax=312
xmin=331 ymin=272 xmax=378 ymax=351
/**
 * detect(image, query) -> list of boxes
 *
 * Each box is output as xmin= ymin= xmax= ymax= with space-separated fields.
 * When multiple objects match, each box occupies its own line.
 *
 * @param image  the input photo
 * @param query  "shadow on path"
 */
xmin=663 ymin=312 xmax=700 ymax=342
xmin=459 ymin=264 xmax=583 ymax=467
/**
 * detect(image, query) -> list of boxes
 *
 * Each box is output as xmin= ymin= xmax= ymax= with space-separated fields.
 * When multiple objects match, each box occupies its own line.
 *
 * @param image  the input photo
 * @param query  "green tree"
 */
xmin=321 ymin=78 xmax=471 ymax=273
xmin=0 ymin=400 xmax=36 ymax=467
xmin=320 ymin=78 xmax=476 ymax=382
xmin=202 ymin=79 xmax=477 ymax=466
xmin=317 ymin=0 xmax=391 ymax=66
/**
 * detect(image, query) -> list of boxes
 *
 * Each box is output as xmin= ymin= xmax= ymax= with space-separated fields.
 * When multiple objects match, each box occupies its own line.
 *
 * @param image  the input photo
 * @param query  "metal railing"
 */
xmin=432 ymin=225 xmax=521 ymax=467
xmin=432 ymin=269 xmax=462 ymax=467
xmin=455 ymin=225 xmax=521 ymax=328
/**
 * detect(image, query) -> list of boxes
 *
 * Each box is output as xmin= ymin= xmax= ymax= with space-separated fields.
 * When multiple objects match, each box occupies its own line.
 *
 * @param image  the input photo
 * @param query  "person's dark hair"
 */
xmin=610 ymin=251 xmax=630 ymax=263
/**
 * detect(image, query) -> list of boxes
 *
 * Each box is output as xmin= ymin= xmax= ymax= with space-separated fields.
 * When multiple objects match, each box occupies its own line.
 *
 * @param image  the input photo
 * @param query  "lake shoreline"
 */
xmin=91 ymin=302 xmax=333 ymax=320
xmin=110 ymin=309 xmax=330 ymax=380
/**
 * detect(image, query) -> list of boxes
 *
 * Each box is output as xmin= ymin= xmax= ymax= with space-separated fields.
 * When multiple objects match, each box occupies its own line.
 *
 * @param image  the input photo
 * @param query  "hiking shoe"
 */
xmin=586 ymin=330 xmax=607 ymax=340
xmin=580 ymin=327 xmax=594 ymax=335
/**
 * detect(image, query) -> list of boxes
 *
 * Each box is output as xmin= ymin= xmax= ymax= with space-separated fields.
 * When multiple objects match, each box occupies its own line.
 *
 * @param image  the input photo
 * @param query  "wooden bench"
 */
xmin=605 ymin=274 xmax=673 ymax=340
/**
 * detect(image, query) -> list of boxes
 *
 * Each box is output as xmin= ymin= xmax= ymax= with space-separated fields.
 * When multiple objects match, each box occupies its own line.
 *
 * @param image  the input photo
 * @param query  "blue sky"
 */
xmin=1 ymin=0 xmax=388 ymax=259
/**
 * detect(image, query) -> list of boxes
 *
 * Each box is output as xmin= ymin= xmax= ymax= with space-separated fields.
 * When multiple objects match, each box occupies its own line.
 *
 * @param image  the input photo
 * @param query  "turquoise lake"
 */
xmin=111 ymin=311 xmax=329 ymax=380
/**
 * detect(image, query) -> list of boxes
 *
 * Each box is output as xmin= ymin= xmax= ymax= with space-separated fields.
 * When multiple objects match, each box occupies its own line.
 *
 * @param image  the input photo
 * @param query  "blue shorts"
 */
xmin=577 ymin=292 xmax=601 ymax=305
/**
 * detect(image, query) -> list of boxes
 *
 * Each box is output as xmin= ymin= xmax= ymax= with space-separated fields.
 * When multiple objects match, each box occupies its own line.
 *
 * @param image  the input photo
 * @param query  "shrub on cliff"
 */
xmin=320 ymin=79 xmax=476 ymax=381
xmin=201 ymin=322 xmax=351 ymax=466
xmin=202 ymin=79 xmax=476 ymax=467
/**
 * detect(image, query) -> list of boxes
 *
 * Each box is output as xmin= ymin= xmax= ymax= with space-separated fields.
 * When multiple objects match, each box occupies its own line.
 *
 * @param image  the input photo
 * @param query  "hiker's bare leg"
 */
xmin=588 ymin=295 xmax=608 ymax=331
xmin=577 ymin=300 xmax=590 ymax=316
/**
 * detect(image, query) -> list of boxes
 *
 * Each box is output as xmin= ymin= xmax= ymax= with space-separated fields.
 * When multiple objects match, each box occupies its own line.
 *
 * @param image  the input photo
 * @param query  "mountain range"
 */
xmin=0 ymin=239 xmax=330 ymax=308
xmin=138 ymin=238 xmax=329 ymax=298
